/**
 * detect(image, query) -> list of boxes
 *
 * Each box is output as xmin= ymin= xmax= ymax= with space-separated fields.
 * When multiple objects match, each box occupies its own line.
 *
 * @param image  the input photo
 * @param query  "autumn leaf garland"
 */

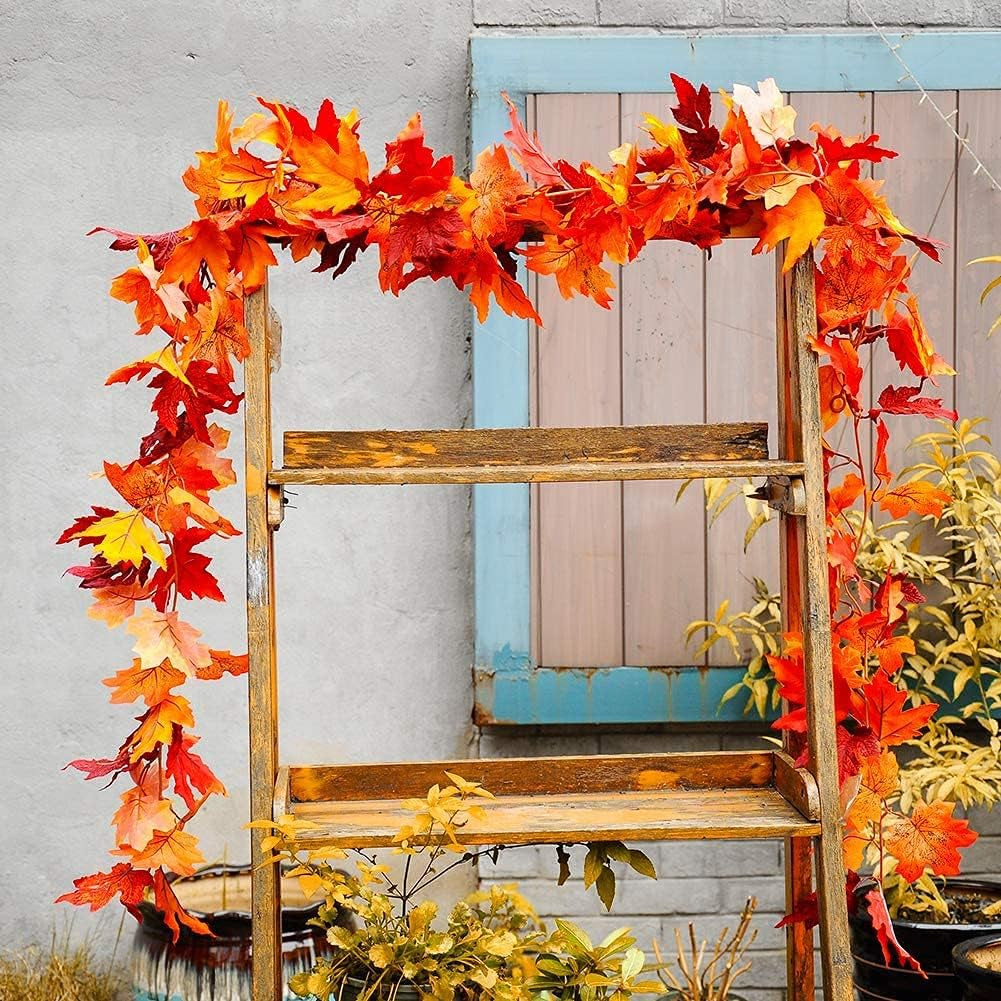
xmin=62 ymin=77 xmax=974 ymax=953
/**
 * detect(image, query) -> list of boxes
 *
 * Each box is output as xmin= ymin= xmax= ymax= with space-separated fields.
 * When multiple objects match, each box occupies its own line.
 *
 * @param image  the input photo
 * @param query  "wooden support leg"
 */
xmin=245 ymin=283 xmax=283 ymax=1001
xmin=776 ymin=253 xmax=853 ymax=1000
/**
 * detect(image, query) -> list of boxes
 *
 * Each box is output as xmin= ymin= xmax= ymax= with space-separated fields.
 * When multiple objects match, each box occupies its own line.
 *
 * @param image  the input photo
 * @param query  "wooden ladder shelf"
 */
xmin=243 ymin=251 xmax=853 ymax=1001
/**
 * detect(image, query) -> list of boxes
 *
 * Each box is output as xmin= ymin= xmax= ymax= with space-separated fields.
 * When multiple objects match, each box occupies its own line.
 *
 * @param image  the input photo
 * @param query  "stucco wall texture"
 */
xmin=2 ymin=2 xmax=998 ymax=997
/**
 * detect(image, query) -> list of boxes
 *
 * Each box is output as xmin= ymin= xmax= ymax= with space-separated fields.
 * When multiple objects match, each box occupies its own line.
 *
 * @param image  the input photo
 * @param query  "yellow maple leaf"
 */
xmin=73 ymin=509 xmax=166 ymax=569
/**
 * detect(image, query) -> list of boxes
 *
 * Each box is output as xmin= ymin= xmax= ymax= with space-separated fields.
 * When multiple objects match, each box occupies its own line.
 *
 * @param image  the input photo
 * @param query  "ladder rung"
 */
xmin=270 ymin=458 xmax=805 ymax=485
xmin=274 ymin=423 xmax=801 ymax=484
xmin=275 ymin=750 xmax=820 ymax=849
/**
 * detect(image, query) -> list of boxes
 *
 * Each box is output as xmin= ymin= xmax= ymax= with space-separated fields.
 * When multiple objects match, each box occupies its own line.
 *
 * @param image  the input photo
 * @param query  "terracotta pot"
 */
xmin=850 ymin=878 xmax=1001 ymax=1001
xmin=952 ymin=934 xmax=1001 ymax=1001
xmin=132 ymin=864 xmax=338 ymax=1001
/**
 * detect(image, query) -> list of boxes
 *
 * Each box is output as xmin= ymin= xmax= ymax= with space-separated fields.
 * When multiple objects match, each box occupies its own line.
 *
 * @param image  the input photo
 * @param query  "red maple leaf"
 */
xmin=501 ymin=93 xmax=566 ymax=188
xmin=153 ymin=869 xmax=212 ymax=942
xmin=885 ymin=801 xmax=978 ymax=883
xmin=865 ymin=885 xmax=925 ymax=974
xmin=874 ymin=384 xmax=957 ymax=421
xmin=166 ymin=730 xmax=226 ymax=810
xmin=669 ymin=74 xmax=720 ymax=162
xmin=56 ymin=863 xmax=153 ymax=921
xmin=861 ymin=670 xmax=937 ymax=746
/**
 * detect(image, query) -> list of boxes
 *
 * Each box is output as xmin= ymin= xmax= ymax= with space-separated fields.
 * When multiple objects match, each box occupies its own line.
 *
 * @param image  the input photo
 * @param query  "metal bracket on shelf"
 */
xmin=266 ymin=484 xmax=286 ymax=530
xmin=750 ymin=474 xmax=807 ymax=516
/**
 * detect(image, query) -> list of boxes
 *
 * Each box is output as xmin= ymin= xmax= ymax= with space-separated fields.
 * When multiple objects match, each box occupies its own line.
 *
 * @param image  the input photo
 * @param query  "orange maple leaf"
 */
xmin=153 ymin=869 xmax=211 ymax=941
xmin=127 ymin=609 xmax=212 ymax=675
xmin=129 ymin=824 xmax=205 ymax=877
xmin=104 ymin=658 xmax=187 ymax=706
xmin=522 ymin=236 xmax=614 ymax=308
xmin=161 ymin=219 xmax=233 ymax=288
xmin=56 ymin=863 xmax=152 ymax=919
xmin=215 ymin=147 xmax=274 ymax=205
xmin=885 ymin=800 xmax=977 ymax=883
xmin=113 ymin=772 xmax=176 ymax=851
xmin=470 ymin=145 xmax=528 ymax=242
xmin=130 ymin=694 xmax=195 ymax=760
xmin=194 ymin=649 xmax=249 ymax=681
xmin=876 ymin=479 xmax=951 ymax=519
xmin=87 ymin=583 xmax=150 ymax=628
xmin=181 ymin=287 xmax=250 ymax=382
xmin=752 ymin=185 xmax=825 ymax=272
xmin=290 ymin=118 xmax=368 ymax=214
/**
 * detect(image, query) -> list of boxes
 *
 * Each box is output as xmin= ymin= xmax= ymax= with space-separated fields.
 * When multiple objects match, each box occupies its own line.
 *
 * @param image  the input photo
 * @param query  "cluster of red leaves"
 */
xmin=62 ymin=77 xmax=973 ymax=952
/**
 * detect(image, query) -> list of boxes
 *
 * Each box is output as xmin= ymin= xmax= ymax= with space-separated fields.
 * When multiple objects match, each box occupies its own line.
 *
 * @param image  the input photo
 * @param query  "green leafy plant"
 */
xmin=653 ymin=897 xmax=758 ymax=1001
xmin=254 ymin=774 xmax=656 ymax=1001
xmin=527 ymin=919 xmax=662 ymax=1001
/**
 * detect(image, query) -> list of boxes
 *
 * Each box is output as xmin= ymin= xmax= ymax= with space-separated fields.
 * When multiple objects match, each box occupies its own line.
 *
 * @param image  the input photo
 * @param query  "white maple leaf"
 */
xmin=732 ymin=78 xmax=797 ymax=148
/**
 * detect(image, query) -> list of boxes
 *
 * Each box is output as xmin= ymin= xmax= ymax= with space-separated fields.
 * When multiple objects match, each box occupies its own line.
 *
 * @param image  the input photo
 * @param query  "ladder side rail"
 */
xmin=780 ymin=251 xmax=854 ymax=1000
xmin=776 ymin=250 xmax=818 ymax=1001
xmin=245 ymin=281 xmax=283 ymax=1001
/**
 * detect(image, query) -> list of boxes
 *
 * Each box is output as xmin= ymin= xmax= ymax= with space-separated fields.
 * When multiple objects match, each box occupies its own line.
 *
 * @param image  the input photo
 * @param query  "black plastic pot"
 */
xmin=952 ymin=934 xmax=1001 ymax=1001
xmin=132 ymin=863 xmax=341 ymax=1001
xmin=339 ymin=975 xmax=423 ymax=1001
xmin=850 ymin=878 xmax=1001 ymax=1001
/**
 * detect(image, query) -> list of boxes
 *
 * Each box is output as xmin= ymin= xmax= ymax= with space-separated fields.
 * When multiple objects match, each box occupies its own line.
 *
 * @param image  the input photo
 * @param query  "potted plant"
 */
xmin=953 ymin=933 xmax=1001 ymax=1001
xmin=651 ymin=897 xmax=758 ymax=1001
xmin=687 ymin=419 xmax=1001 ymax=998
xmin=255 ymin=772 xmax=657 ymax=1001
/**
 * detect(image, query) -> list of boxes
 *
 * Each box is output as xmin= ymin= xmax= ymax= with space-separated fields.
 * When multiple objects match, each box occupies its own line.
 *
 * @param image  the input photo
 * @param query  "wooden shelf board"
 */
xmin=277 ymin=750 xmax=820 ymax=849
xmin=270 ymin=459 xmax=804 ymax=485
xmin=286 ymin=786 xmax=819 ymax=849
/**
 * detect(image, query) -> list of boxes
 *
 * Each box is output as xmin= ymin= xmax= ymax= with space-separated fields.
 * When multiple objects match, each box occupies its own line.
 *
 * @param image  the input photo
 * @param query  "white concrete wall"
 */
xmin=3 ymin=4 xmax=998 ymax=997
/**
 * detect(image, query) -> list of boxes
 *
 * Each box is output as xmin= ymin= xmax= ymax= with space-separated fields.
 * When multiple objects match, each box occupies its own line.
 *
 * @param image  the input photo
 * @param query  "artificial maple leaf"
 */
xmin=87 ymin=583 xmax=151 ymax=628
xmin=885 ymin=299 xmax=955 ymax=379
xmin=289 ymin=113 xmax=368 ymax=213
xmin=113 ymin=772 xmax=176 ymax=851
xmin=104 ymin=658 xmax=187 ymax=707
xmin=106 ymin=344 xmax=193 ymax=391
xmin=875 ymin=635 xmax=916 ymax=674
xmin=753 ymin=186 xmax=825 ymax=271
xmin=875 ymin=384 xmax=957 ymax=422
xmin=166 ymin=731 xmax=226 ymax=810
xmin=169 ymin=423 xmax=236 ymax=496
xmin=56 ymin=863 xmax=153 ymax=921
xmin=522 ymin=236 xmax=614 ymax=308
xmin=876 ymin=480 xmax=951 ymax=519
xmin=65 ymin=748 xmax=130 ymax=782
xmin=70 ymin=509 xmax=166 ymax=570
xmin=827 ymin=473 xmax=865 ymax=520
xmin=861 ymin=670 xmax=937 ymax=747
xmin=130 ymin=694 xmax=195 ymax=759
xmin=837 ymin=723 xmax=882 ymax=786
xmin=181 ymin=287 xmax=250 ymax=382
xmin=470 ymin=145 xmax=528 ymax=242
xmin=815 ymin=127 xmax=898 ymax=166
xmin=732 ymin=78 xmax=797 ymax=147
xmin=885 ymin=800 xmax=977 ymax=883
xmin=149 ymin=526 xmax=224 ymax=606
xmin=164 ymin=485 xmax=237 ymax=539
xmin=228 ymin=222 xmax=278 ymax=290
xmin=161 ymin=218 xmax=234 ymax=288
xmin=846 ymin=749 xmax=899 ymax=833
xmin=148 ymin=359 xmax=242 ymax=444
xmin=111 ymin=265 xmax=170 ymax=335
xmin=501 ymin=93 xmax=565 ymax=187
xmin=865 ymin=885 xmax=925 ymax=973
xmin=818 ymin=252 xmax=909 ymax=330
xmin=215 ymin=147 xmax=274 ymax=205
xmin=153 ymin=869 xmax=212 ymax=941
xmin=669 ymin=74 xmax=720 ymax=162
xmin=127 ymin=608 xmax=212 ymax=674
xmin=90 ymin=226 xmax=186 ymax=269
xmin=194 ymin=649 xmax=249 ymax=681
xmin=129 ymin=824 xmax=205 ymax=877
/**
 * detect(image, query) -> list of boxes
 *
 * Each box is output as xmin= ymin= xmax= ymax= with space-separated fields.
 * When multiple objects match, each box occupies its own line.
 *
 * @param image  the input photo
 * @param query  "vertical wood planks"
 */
xmin=704 ymin=89 xmax=778 ymax=664
xmin=620 ymin=94 xmax=707 ymax=667
xmin=244 ymin=284 xmax=282 ymax=1001
xmin=873 ymin=92 xmax=958 ymax=473
xmin=535 ymin=93 xmax=623 ymax=666
xmin=956 ymin=91 xmax=1001 ymax=427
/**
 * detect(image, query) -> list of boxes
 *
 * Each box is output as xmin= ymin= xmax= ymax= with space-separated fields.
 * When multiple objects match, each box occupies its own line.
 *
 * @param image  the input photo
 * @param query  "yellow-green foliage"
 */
xmin=689 ymin=419 xmax=1001 ymax=812
xmin=0 ymin=934 xmax=126 ymax=1001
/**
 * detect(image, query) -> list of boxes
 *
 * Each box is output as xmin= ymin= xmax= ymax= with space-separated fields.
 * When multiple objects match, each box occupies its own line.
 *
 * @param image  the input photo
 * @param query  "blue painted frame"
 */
xmin=470 ymin=30 xmax=1001 ymax=726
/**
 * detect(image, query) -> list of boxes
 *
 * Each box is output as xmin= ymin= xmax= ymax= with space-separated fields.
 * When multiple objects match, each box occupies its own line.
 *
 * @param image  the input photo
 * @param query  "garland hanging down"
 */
xmin=59 ymin=75 xmax=974 ymax=962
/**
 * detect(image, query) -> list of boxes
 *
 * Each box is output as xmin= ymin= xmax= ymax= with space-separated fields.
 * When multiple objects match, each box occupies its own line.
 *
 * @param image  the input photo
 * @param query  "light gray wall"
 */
xmin=3 ymin=3 xmax=998 ymax=998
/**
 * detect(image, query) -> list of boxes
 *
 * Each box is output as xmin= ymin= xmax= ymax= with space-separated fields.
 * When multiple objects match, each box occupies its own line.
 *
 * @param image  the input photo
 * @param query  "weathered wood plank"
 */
xmin=283 ymin=423 xmax=769 ymax=470
xmin=270 ymin=458 xmax=803 ymax=486
xmin=535 ymin=92 xmax=623 ymax=667
xmin=289 ymin=750 xmax=778 ymax=803
xmin=244 ymin=284 xmax=282 ymax=1001
xmin=288 ymin=786 xmax=820 ymax=849
xmin=621 ymin=92 xmax=708 ymax=667
xmin=782 ymin=252 xmax=854 ymax=1001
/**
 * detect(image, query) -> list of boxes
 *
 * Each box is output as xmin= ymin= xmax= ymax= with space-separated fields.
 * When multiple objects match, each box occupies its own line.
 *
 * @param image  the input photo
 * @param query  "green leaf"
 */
xmin=596 ymin=865 xmax=616 ymax=911
xmin=626 ymin=849 xmax=656 ymax=880
xmin=555 ymin=918 xmax=594 ymax=956
xmin=583 ymin=845 xmax=605 ymax=889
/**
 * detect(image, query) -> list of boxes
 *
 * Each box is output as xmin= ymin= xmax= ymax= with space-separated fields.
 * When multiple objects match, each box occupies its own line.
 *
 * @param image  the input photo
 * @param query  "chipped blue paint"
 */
xmin=470 ymin=30 xmax=1001 ymax=726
